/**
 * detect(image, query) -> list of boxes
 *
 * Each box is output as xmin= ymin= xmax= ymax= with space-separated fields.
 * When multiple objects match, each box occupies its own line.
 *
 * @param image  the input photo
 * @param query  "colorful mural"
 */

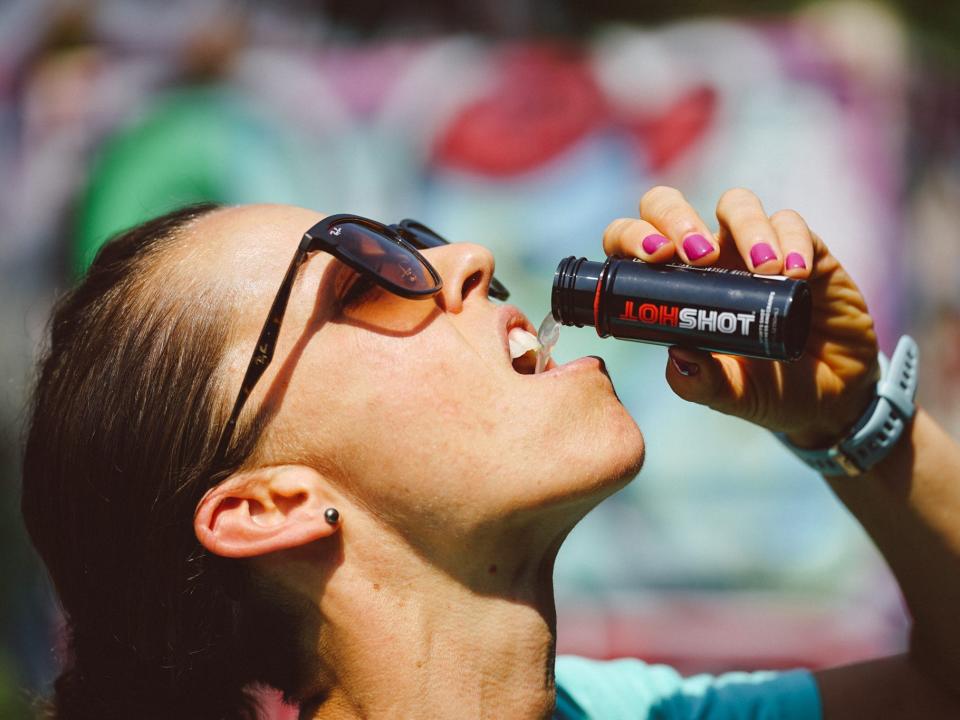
xmin=3 ymin=1 xmax=958 ymax=716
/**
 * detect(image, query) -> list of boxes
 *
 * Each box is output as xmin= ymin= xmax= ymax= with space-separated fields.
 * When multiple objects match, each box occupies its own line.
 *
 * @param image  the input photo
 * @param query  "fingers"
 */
xmin=769 ymin=209 xmax=814 ymax=279
xmin=715 ymin=188 xmax=784 ymax=273
xmin=666 ymin=345 xmax=789 ymax=428
xmin=603 ymin=217 xmax=676 ymax=262
xmin=608 ymin=187 xmax=820 ymax=282
xmin=638 ymin=186 xmax=719 ymax=265
xmin=665 ymin=346 xmax=745 ymax=415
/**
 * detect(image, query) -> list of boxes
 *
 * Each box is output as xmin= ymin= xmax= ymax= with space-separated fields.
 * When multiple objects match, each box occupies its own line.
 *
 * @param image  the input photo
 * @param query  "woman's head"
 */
xmin=198 ymin=204 xmax=643 ymax=524
xmin=22 ymin=203 xmax=644 ymax=715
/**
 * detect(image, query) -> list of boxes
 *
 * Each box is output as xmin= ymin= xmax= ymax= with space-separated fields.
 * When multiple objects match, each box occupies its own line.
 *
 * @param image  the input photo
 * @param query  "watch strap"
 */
xmin=774 ymin=335 xmax=919 ymax=477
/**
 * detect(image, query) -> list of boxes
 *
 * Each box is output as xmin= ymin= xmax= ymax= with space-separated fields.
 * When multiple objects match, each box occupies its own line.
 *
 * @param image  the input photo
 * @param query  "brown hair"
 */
xmin=21 ymin=205 xmax=307 ymax=719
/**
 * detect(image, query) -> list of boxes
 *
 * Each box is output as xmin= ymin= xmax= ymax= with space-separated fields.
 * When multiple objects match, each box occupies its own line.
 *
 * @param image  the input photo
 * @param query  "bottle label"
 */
xmin=618 ymin=300 xmax=756 ymax=336
xmin=549 ymin=255 xmax=809 ymax=360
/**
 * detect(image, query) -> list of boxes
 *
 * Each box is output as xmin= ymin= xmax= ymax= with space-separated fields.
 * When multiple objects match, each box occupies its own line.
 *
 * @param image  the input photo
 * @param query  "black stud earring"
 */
xmin=324 ymin=507 xmax=340 ymax=526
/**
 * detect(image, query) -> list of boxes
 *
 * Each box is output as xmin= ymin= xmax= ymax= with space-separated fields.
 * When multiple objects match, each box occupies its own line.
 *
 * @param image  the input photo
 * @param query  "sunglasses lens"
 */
xmin=333 ymin=221 xmax=439 ymax=294
xmin=399 ymin=220 xmax=510 ymax=301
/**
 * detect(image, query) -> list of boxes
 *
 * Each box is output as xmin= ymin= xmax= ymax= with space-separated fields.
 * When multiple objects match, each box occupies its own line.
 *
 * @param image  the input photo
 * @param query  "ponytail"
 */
xmin=22 ymin=205 xmax=305 ymax=718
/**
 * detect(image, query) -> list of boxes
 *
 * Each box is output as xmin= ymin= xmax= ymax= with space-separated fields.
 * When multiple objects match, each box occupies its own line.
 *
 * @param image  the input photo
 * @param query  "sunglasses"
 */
xmin=213 ymin=213 xmax=510 ymax=462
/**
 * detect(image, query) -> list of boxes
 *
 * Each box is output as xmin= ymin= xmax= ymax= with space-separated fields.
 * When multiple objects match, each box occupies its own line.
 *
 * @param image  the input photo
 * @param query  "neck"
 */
xmin=300 ymin=515 xmax=566 ymax=720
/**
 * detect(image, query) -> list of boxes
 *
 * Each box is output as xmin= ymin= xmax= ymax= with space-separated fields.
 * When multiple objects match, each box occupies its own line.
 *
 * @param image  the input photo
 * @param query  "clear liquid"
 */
xmin=535 ymin=312 xmax=560 ymax=374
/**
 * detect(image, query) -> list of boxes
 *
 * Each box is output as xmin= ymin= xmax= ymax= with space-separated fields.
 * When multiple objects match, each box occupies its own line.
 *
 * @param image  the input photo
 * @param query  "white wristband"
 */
xmin=774 ymin=335 xmax=919 ymax=477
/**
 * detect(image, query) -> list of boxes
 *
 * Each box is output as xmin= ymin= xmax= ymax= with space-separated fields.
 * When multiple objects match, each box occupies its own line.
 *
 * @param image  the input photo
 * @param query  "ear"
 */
xmin=194 ymin=465 xmax=338 ymax=558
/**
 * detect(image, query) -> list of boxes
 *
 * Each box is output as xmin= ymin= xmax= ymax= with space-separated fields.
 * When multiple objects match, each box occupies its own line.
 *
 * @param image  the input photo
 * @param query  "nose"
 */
xmin=424 ymin=243 xmax=497 ymax=313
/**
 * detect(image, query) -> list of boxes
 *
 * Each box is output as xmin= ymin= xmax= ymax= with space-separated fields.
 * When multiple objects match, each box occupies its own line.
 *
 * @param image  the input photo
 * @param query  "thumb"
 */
xmin=666 ymin=346 xmax=747 ymax=415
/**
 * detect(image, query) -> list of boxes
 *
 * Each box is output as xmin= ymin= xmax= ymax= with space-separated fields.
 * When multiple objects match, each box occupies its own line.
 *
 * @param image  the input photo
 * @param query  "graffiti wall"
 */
xmin=3 ymin=0 xmax=957 ymax=715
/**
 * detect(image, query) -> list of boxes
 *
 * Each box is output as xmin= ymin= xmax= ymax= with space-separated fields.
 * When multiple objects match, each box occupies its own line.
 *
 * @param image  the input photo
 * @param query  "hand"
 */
xmin=603 ymin=186 xmax=880 ymax=447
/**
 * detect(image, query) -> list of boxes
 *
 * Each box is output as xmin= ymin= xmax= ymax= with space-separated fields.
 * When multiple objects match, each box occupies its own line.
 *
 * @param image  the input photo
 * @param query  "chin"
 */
xmin=546 ymin=395 xmax=646 ymax=510
xmin=502 ymin=360 xmax=645 ymax=518
xmin=596 ymin=409 xmax=646 ymax=492
xmin=583 ymin=366 xmax=646 ymax=482
xmin=500 ymin=407 xmax=644 ymax=535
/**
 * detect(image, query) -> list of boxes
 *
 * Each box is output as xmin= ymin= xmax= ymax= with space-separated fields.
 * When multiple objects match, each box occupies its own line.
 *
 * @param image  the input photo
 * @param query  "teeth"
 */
xmin=508 ymin=327 xmax=540 ymax=359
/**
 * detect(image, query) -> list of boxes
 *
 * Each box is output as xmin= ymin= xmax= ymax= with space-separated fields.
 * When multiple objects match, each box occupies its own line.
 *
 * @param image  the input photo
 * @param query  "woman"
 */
xmin=21 ymin=188 xmax=960 ymax=719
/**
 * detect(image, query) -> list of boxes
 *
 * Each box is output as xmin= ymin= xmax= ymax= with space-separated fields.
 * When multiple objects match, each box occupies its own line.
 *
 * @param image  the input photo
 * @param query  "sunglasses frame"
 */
xmin=391 ymin=219 xmax=511 ymax=302
xmin=212 ymin=213 xmax=446 ymax=463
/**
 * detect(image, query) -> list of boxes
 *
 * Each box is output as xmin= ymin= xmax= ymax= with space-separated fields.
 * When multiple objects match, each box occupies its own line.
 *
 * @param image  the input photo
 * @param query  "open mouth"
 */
xmin=501 ymin=306 xmax=562 ymax=376
xmin=508 ymin=326 xmax=541 ymax=375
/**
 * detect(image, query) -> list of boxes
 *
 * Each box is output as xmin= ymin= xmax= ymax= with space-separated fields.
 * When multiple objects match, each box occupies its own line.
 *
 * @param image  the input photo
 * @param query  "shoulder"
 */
xmin=554 ymin=655 xmax=822 ymax=720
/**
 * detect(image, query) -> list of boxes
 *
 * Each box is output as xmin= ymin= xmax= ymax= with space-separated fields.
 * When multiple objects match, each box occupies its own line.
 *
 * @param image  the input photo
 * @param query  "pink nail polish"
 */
xmin=785 ymin=252 xmax=806 ymax=270
xmin=682 ymin=234 xmax=713 ymax=261
xmin=750 ymin=242 xmax=777 ymax=268
xmin=669 ymin=350 xmax=699 ymax=377
xmin=642 ymin=234 xmax=669 ymax=255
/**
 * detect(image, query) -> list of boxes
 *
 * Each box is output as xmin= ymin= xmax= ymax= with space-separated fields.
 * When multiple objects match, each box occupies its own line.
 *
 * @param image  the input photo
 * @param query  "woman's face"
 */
xmin=189 ymin=205 xmax=644 ymax=545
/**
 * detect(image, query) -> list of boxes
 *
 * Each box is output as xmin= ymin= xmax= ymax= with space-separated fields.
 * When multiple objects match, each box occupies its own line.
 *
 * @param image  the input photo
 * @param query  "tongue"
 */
xmin=508 ymin=327 xmax=540 ymax=359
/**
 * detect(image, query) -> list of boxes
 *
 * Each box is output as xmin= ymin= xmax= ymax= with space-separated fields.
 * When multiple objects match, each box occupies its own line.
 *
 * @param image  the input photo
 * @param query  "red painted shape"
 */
xmin=433 ymin=45 xmax=608 ymax=177
xmin=623 ymin=85 xmax=717 ymax=171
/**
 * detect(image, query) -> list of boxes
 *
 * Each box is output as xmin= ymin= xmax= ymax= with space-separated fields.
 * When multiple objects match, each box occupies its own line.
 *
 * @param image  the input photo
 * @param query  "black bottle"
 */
xmin=551 ymin=257 xmax=812 ymax=360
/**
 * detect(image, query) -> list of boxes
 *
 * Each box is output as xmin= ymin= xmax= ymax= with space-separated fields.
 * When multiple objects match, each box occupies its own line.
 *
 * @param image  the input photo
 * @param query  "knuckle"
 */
xmin=640 ymin=185 xmax=682 ymax=216
xmin=662 ymin=205 xmax=698 ymax=233
xmin=718 ymin=187 xmax=758 ymax=214
xmin=770 ymin=208 xmax=804 ymax=226
xmin=602 ymin=217 xmax=634 ymax=252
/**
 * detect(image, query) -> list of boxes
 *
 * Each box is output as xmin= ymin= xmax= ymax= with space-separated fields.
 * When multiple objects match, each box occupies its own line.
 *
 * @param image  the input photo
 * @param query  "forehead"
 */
xmin=179 ymin=204 xmax=341 ymax=396
xmin=181 ymin=203 xmax=331 ymax=291
xmin=195 ymin=203 xmax=325 ymax=261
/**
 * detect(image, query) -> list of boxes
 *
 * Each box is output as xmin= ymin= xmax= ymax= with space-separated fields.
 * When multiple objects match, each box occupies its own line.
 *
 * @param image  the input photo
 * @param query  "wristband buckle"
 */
xmin=830 ymin=444 xmax=864 ymax=477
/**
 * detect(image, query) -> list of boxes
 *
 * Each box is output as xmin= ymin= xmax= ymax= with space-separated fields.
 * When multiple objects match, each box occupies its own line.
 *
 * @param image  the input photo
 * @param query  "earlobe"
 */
xmin=194 ymin=466 xmax=339 ymax=558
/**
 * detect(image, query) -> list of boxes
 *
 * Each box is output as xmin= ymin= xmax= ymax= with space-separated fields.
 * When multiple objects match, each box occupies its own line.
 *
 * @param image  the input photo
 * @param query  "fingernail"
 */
xmin=642 ymin=234 xmax=669 ymax=255
xmin=750 ymin=242 xmax=778 ymax=268
xmin=682 ymin=234 xmax=713 ymax=261
xmin=669 ymin=353 xmax=699 ymax=377
xmin=785 ymin=252 xmax=806 ymax=270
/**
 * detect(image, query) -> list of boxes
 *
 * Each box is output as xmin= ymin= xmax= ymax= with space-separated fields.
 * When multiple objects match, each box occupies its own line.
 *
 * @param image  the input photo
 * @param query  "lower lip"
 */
xmin=535 ymin=355 xmax=606 ymax=379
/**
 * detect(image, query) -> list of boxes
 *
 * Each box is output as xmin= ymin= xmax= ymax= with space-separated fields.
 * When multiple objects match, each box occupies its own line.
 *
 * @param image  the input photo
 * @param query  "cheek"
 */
xmin=324 ymin=327 xmax=504 ymax=497
xmin=514 ymin=371 xmax=647 ymax=497
xmin=292 ymin=320 xmax=645 ymax=528
xmin=350 ymin=333 xmax=490 ymax=424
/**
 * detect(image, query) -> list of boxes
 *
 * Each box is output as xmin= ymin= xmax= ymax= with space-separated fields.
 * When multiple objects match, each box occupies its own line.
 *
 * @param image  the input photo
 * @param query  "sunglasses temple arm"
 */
xmin=213 ymin=246 xmax=309 ymax=461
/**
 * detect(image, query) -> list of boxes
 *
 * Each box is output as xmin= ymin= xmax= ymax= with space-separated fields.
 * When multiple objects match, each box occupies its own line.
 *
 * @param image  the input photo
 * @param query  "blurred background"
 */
xmin=2 ymin=0 xmax=960 ymax=716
